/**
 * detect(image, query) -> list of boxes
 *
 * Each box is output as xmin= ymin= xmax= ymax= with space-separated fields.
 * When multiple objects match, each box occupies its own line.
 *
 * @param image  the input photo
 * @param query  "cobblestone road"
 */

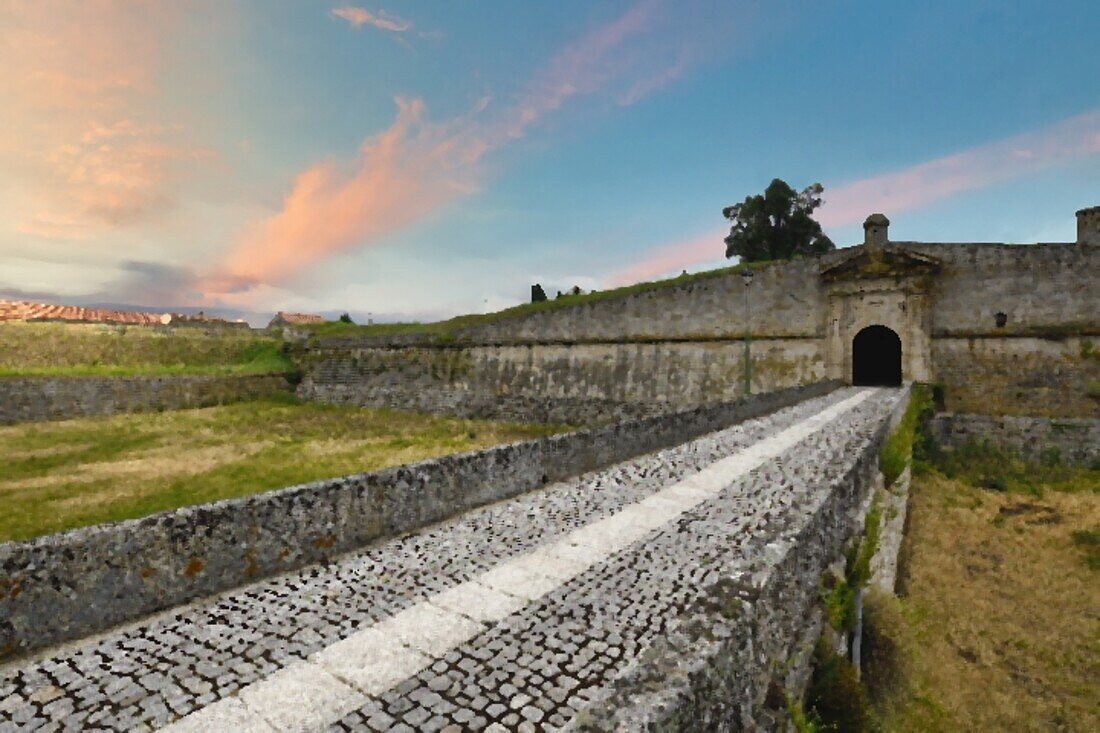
xmin=0 ymin=387 xmax=899 ymax=732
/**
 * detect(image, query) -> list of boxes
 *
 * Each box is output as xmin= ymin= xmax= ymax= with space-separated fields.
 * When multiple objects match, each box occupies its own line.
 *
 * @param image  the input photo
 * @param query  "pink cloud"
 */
xmin=496 ymin=0 xmax=713 ymax=139
xmin=816 ymin=109 xmax=1100 ymax=229
xmin=205 ymin=98 xmax=484 ymax=291
xmin=603 ymin=231 xmax=726 ymax=288
xmin=500 ymin=0 xmax=658 ymax=138
xmin=0 ymin=2 xmax=210 ymax=238
xmin=208 ymin=0 xmax=709 ymax=297
xmin=616 ymin=54 xmax=690 ymax=107
xmin=331 ymin=6 xmax=410 ymax=32
xmin=607 ymin=109 xmax=1100 ymax=288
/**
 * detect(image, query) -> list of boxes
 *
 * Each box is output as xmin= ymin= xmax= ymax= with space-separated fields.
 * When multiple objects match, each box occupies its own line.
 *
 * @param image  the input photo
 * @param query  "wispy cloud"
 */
xmin=603 ymin=231 xmax=726 ymax=288
xmin=816 ymin=109 xmax=1100 ymax=228
xmin=331 ymin=6 xmax=410 ymax=32
xmin=0 ymin=2 xmax=211 ymax=239
xmin=607 ymin=109 xmax=1100 ymax=287
xmin=207 ymin=0 xmax=712 ymax=298
xmin=205 ymin=97 xmax=486 ymax=292
xmin=499 ymin=0 xmax=661 ymax=138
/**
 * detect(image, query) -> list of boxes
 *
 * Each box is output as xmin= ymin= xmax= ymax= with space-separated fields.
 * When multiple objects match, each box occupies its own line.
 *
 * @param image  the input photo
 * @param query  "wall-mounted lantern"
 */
xmin=995 ymin=312 xmax=1007 ymax=328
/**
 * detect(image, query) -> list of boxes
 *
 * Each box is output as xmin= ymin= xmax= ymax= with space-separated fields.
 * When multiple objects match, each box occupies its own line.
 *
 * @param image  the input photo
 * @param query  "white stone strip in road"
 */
xmin=160 ymin=389 xmax=875 ymax=732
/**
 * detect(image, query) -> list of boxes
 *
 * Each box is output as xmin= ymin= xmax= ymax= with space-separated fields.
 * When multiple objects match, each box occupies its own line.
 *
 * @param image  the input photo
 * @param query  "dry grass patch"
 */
xmin=866 ymin=471 xmax=1100 ymax=732
xmin=0 ymin=398 xmax=565 ymax=542
xmin=0 ymin=442 xmax=273 ymax=491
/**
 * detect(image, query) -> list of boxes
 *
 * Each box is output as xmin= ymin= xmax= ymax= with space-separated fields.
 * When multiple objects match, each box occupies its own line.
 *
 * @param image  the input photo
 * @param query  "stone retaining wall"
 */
xmin=0 ymin=381 xmax=839 ymax=661
xmin=930 ymin=412 xmax=1100 ymax=465
xmin=299 ymin=385 xmax=674 ymax=425
xmin=298 ymin=340 xmax=825 ymax=424
xmin=570 ymin=388 xmax=910 ymax=731
xmin=0 ymin=374 xmax=293 ymax=425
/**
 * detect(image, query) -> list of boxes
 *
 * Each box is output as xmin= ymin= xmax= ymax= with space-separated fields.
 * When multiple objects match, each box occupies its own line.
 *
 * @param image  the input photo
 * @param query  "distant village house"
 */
xmin=267 ymin=312 xmax=324 ymax=329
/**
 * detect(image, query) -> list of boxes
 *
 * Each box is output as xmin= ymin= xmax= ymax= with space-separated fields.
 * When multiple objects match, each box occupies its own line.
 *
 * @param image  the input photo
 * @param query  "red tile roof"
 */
xmin=271 ymin=312 xmax=324 ymax=325
xmin=0 ymin=301 xmax=248 ymax=327
xmin=0 ymin=300 xmax=167 ymax=325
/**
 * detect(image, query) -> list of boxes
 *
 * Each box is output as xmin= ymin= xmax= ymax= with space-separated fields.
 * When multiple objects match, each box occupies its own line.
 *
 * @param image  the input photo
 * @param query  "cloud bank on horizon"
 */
xmin=0 ymin=1 xmax=1097 ymax=323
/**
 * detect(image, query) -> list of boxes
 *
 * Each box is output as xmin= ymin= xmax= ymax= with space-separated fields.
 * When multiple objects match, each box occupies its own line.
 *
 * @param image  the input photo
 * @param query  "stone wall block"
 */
xmin=0 ymin=374 xmax=292 ymax=425
xmin=931 ymin=412 xmax=1099 ymax=465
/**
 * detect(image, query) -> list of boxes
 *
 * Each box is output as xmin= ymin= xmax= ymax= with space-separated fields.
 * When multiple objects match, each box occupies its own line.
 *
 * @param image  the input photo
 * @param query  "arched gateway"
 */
xmin=852 ymin=325 xmax=902 ymax=386
xmin=820 ymin=214 xmax=942 ymax=385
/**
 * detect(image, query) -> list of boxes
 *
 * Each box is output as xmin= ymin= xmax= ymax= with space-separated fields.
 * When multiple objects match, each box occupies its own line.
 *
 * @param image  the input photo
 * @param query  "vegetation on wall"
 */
xmin=804 ymin=638 xmax=873 ymax=733
xmin=821 ymin=497 xmax=882 ymax=634
xmin=880 ymin=386 xmax=933 ymax=486
xmin=915 ymin=436 xmax=1100 ymax=494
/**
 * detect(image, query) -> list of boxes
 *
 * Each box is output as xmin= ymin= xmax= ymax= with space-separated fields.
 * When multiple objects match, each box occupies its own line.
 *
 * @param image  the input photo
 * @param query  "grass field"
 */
xmin=0 ymin=397 xmax=564 ymax=542
xmin=0 ymin=322 xmax=294 ymax=376
xmin=863 ymin=460 xmax=1100 ymax=732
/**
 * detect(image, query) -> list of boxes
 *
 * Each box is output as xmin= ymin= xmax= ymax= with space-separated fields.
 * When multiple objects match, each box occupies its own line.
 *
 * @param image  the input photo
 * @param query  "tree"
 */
xmin=722 ymin=179 xmax=835 ymax=262
xmin=338 ymin=313 xmax=353 ymax=323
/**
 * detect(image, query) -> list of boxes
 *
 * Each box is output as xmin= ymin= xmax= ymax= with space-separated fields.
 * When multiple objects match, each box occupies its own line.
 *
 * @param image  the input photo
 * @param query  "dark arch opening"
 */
xmin=852 ymin=325 xmax=902 ymax=386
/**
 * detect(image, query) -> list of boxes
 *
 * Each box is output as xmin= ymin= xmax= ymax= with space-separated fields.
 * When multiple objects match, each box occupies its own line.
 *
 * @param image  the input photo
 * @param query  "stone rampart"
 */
xmin=907 ymin=242 xmax=1099 ymax=335
xmin=0 ymin=381 xmax=839 ymax=661
xmin=930 ymin=412 xmax=1100 ymax=466
xmin=0 ymin=374 xmax=293 ymax=425
xmin=322 ymin=260 xmax=824 ymax=349
xmin=302 ymin=241 xmax=1098 ymax=420
xmin=931 ymin=336 xmax=1099 ymax=417
xmin=299 ymin=340 xmax=826 ymax=423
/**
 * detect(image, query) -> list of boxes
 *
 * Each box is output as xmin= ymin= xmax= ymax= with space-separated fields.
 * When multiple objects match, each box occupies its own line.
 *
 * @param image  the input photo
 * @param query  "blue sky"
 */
xmin=1 ymin=1 xmax=1098 ymax=323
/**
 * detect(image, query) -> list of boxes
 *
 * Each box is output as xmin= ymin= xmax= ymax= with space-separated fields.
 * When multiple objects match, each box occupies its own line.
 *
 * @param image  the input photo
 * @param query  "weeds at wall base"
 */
xmin=803 ymin=638 xmax=872 ymax=733
xmin=880 ymin=385 xmax=932 ymax=486
xmin=926 ymin=436 xmax=1100 ymax=496
xmin=786 ymin=696 xmax=825 ymax=733
xmin=1070 ymin=528 xmax=1100 ymax=570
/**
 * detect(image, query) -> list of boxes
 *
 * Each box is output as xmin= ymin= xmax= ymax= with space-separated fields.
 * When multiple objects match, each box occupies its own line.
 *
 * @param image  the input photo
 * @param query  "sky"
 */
xmin=1 ymin=1 xmax=1098 ymax=325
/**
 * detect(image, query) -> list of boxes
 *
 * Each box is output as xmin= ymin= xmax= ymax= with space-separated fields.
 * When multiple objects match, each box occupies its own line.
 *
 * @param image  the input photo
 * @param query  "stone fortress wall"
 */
xmin=0 ymin=374 xmax=293 ymax=426
xmin=300 ymin=207 xmax=1100 ymax=421
xmin=930 ymin=412 xmax=1100 ymax=466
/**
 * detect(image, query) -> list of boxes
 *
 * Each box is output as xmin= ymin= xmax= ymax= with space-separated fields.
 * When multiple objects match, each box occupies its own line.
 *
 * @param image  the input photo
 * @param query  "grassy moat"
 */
xmin=806 ymin=436 xmax=1100 ymax=732
xmin=864 ymin=468 xmax=1100 ymax=732
xmin=0 ymin=397 xmax=564 ymax=542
